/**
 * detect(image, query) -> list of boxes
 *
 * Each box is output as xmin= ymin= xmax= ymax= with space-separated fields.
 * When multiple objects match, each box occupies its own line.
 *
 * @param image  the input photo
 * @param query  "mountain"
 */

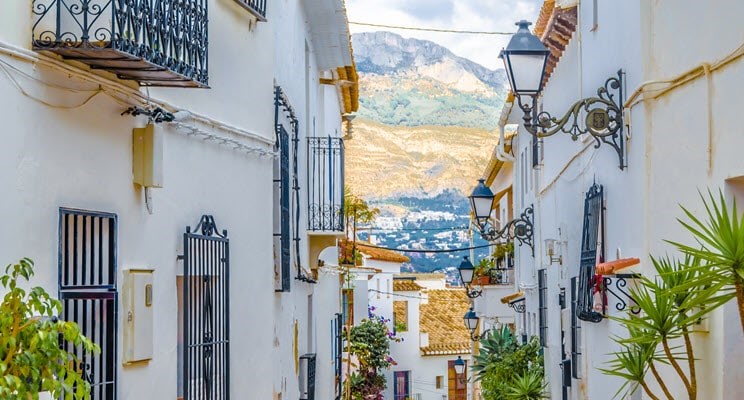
xmin=346 ymin=32 xmax=508 ymax=274
xmin=344 ymin=120 xmax=495 ymax=199
xmin=353 ymin=31 xmax=507 ymax=130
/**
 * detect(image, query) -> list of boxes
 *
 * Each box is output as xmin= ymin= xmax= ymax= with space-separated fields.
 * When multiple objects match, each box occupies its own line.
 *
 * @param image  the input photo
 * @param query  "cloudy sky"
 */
xmin=346 ymin=0 xmax=543 ymax=70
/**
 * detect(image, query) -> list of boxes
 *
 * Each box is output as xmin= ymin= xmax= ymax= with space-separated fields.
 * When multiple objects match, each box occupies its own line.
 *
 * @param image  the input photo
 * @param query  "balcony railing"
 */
xmin=233 ymin=0 xmax=266 ymax=21
xmin=32 ymin=0 xmax=209 ymax=87
xmin=307 ymin=136 xmax=344 ymax=232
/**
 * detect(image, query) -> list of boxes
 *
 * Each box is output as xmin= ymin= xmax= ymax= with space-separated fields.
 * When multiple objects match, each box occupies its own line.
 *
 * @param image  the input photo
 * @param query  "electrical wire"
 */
xmin=349 ymin=21 xmax=514 ymax=35
xmin=0 ymin=61 xmax=102 ymax=109
xmin=367 ymin=289 xmax=426 ymax=300
xmin=357 ymin=242 xmax=492 ymax=253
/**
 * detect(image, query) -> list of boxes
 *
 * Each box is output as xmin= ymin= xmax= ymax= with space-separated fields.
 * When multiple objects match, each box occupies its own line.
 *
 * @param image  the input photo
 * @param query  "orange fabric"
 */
xmin=595 ymin=258 xmax=640 ymax=275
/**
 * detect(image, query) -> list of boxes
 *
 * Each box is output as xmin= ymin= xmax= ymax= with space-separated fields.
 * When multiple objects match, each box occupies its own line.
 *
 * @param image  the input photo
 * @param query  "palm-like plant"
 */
xmin=669 ymin=190 xmax=744 ymax=333
xmin=471 ymin=326 xmax=516 ymax=381
xmin=504 ymin=370 xmax=547 ymax=400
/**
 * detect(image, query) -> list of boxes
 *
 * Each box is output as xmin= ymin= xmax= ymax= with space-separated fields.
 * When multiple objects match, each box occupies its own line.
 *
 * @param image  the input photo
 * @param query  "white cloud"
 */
xmin=347 ymin=0 xmax=543 ymax=70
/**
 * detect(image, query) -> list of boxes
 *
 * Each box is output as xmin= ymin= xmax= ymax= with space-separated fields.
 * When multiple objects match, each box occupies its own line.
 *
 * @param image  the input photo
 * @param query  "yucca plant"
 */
xmin=604 ymin=255 xmax=731 ymax=400
xmin=669 ymin=190 xmax=744 ymax=333
xmin=504 ymin=370 xmax=547 ymax=400
xmin=471 ymin=326 xmax=516 ymax=381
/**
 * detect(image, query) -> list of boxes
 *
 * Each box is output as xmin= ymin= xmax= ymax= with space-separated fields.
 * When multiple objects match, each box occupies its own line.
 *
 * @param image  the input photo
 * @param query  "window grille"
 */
xmin=570 ymin=277 xmax=582 ymax=378
xmin=538 ymin=269 xmax=548 ymax=347
xmin=332 ymin=314 xmax=343 ymax=400
xmin=299 ymin=354 xmax=317 ymax=400
xmin=58 ymin=208 xmax=118 ymax=399
xmin=576 ymin=183 xmax=605 ymax=322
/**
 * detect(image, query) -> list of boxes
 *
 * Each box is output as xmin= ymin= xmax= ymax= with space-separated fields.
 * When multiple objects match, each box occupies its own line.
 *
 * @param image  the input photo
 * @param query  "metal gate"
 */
xmin=183 ymin=215 xmax=230 ymax=400
xmin=58 ymin=208 xmax=118 ymax=399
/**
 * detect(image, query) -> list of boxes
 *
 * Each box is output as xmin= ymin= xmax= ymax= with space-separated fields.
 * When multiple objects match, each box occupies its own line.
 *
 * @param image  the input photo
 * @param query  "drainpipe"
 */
xmin=495 ymin=97 xmax=516 ymax=162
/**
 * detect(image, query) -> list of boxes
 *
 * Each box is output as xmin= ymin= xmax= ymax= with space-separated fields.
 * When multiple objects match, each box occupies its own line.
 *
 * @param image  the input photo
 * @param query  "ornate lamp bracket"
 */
xmin=479 ymin=205 xmax=534 ymax=255
xmin=508 ymin=298 xmax=526 ymax=314
xmin=517 ymin=70 xmax=626 ymax=170
xmin=465 ymin=285 xmax=483 ymax=299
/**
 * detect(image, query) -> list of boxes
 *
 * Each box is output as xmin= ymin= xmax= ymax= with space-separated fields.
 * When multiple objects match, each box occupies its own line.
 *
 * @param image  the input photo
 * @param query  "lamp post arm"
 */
xmin=515 ymin=70 xmax=626 ymax=170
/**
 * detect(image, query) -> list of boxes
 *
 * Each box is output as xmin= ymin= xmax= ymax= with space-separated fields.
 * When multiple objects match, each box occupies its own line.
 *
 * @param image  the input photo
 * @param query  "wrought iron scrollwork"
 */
xmin=32 ymin=0 xmax=209 ymax=86
xmin=509 ymin=298 xmax=526 ymax=314
xmin=517 ymin=70 xmax=626 ymax=170
xmin=602 ymin=274 xmax=641 ymax=315
xmin=191 ymin=215 xmax=227 ymax=238
xmin=479 ymin=205 xmax=534 ymax=253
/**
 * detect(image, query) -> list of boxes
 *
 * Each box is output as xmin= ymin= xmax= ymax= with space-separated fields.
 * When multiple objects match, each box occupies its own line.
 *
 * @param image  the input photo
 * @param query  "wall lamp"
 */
xmin=453 ymin=356 xmax=466 ymax=375
xmin=500 ymin=20 xmax=626 ymax=170
xmin=469 ymin=179 xmax=534 ymax=253
xmin=457 ymin=256 xmax=482 ymax=299
xmin=463 ymin=308 xmax=492 ymax=342
xmin=545 ymin=238 xmax=563 ymax=265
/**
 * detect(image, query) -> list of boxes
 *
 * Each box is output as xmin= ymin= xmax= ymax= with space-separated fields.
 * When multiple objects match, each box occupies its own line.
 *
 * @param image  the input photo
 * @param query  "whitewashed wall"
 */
xmin=508 ymin=1 xmax=744 ymax=399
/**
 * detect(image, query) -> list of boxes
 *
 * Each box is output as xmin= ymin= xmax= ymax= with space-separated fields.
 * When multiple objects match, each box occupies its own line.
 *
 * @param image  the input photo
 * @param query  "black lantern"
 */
xmin=463 ymin=307 xmax=479 ymax=335
xmin=500 ymin=20 xmax=550 ymax=96
xmin=458 ymin=256 xmax=476 ymax=286
xmin=500 ymin=19 xmax=627 ymax=170
xmin=469 ymin=179 xmax=496 ymax=232
xmin=453 ymin=356 xmax=466 ymax=375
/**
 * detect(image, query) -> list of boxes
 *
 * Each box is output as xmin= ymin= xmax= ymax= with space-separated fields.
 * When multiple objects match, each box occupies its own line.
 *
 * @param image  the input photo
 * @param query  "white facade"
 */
xmin=0 ymin=0 xmax=354 ymax=399
xmin=500 ymin=1 xmax=744 ymax=399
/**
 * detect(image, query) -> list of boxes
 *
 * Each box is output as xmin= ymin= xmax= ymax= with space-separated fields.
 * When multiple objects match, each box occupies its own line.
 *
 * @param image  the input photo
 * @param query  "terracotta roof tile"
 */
xmin=339 ymin=240 xmax=410 ymax=263
xmin=393 ymin=280 xmax=424 ymax=292
xmin=501 ymin=291 xmax=525 ymax=304
xmin=534 ymin=1 xmax=578 ymax=84
xmin=419 ymin=289 xmax=472 ymax=356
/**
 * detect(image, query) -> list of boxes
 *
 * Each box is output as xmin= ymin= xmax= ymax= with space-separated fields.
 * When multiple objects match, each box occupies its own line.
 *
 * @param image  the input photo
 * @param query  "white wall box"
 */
xmin=123 ymin=269 xmax=154 ymax=364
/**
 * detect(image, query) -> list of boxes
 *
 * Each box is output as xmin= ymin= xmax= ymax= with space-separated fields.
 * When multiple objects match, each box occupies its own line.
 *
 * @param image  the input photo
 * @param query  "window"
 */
xmin=436 ymin=375 xmax=444 ymax=389
xmin=331 ymin=314 xmax=343 ymax=400
xmin=570 ymin=277 xmax=582 ymax=378
xmin=274 ymin=114 xmax=291 ymax=292
xmin=538 ymin=269 xmax=548 ymax=347
xmin=342 ymin=289 xmax=354 ymax=326
xmin=58 ymin=208 xmax=118 ymax=399
xmin=447 ymin=360 xmax=467 ymax=400
xmin=299 ymin=354 xmax=317 ymax=400
xmin=577 ymin=183 xmax=605 ymax=322
xmin=393 ymin=301 xmax=408 ymax=332
xmin=394 ymin=371 xmax=411 ymax=400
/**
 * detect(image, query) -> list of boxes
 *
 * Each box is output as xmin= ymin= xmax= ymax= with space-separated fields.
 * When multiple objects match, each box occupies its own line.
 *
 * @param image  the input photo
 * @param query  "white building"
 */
xmin=0 ymin=0 xmax=357 ymax=399
xmin=492 ymin=0 xmax=744 ymax=399
xmin=389 ymin=276 xmax=472 ymax=400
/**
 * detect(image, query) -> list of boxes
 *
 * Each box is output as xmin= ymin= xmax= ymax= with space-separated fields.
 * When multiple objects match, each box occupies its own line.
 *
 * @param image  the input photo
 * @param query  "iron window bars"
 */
xmin=332 ymin=313 xmax=343 ymax=400
xmin=307 ymin=136 xmax=345 ymax=232
xmin=32 ymin=0 xmax=209 ymax=87
xmin=570 ymin=277 xmax=581 ymax=379
xmin=274 ymin=86 xmax=314 ymax=287
xmin=538 ymin=269 xmax=547 ymax=347
xmin=577 ymin=183 xmax=605 ymax=323
xmin=182 ymin=215 xmax=230 ymax=400
xmin=299 ymin=353 xmax=317 ymax=400
xmin=58 ymin=208 xmax=118 ymax=399
xmin=233 ymin=0 xmax=267 ymax=21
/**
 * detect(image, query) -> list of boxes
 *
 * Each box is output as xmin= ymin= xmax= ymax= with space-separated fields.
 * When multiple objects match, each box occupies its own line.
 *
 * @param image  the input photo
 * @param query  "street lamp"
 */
xmin=453 ymin=356 xmax=466 ymax=375
xmin=501 ymin=20 xmax=627 ymax=170
xmin=463 ymin=308 xmax=484 ymax=341
xmin=467 ymin=180 xmax=534 ymax=253
xmin=458 ymin=257 xmax=482 ymax=299
xmin=469 ymin=179 xmax=496 ymax=232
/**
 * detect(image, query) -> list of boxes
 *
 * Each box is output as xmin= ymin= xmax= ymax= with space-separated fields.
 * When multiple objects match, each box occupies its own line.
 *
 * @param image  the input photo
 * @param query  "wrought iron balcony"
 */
xmin=233 ymin=0 xmax=266 ymax=21
xmin=32 ymin=0 xmax=209 ymax=87
xmin=307 ymin=136 xmax=344 ymax=232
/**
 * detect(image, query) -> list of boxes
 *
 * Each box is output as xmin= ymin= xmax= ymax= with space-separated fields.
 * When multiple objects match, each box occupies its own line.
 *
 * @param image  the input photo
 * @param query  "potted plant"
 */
xmin=474 ymin=258 xmax=495 ymax=285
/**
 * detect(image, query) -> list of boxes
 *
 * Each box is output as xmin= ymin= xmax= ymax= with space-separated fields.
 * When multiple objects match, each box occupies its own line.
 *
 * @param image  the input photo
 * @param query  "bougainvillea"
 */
xmin=345 ymin=307 xmax=400 ymax=399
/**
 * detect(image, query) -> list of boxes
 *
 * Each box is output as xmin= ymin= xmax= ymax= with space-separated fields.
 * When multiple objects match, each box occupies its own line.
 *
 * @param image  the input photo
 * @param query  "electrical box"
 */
xmin=132 ymin=124 xmax=163 ymax=188
xmin=123 ymin=269 xmax=154 ymax=364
